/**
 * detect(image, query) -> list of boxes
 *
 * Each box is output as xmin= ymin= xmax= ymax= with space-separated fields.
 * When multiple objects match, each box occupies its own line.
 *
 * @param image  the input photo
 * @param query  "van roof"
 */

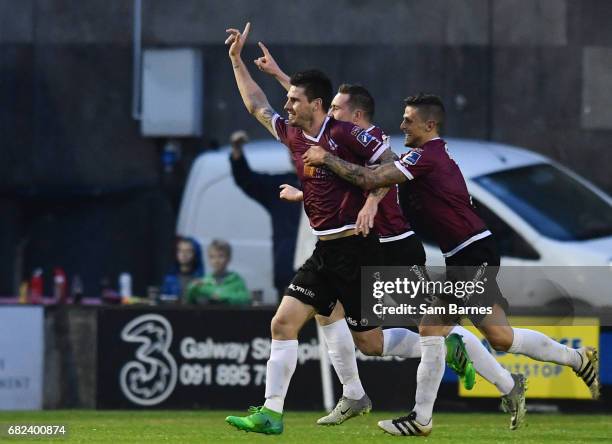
xmin=199 ymin=136 xmax=549 ymax=179
xmin=442 ymin=137 xmax=548 ymax=178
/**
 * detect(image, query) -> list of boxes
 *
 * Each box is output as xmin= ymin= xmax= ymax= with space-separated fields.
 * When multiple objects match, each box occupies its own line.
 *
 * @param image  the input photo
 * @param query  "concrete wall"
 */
xmin=44 ymin=307 xmax=97 ymax=408
xmin=1 ymin=0 xmax=610 ymax=294
xmin=1 ymin=0 xmax=609 ymax=191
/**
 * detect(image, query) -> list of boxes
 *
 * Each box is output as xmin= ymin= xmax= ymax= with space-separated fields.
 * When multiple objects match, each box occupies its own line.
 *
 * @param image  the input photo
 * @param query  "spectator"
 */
xmin=161 ymin=236 xmax=204 ymax=302
xmin=229 ymin=130 xmax=301 ymax=300
xmin=186 ymin=239 xmax=250 ymax=305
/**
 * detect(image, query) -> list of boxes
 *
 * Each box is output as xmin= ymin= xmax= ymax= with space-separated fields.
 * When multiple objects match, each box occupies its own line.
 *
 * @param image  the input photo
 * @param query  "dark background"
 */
xmin=96 ymin=308 xmax=419 ymax=410
xmin=1 ymin=0 xmax=611 ymax=296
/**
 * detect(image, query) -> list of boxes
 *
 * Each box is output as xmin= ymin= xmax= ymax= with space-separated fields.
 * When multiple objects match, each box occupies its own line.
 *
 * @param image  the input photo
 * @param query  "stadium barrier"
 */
xmin=1 ymin=305 xmax=610 ymax=411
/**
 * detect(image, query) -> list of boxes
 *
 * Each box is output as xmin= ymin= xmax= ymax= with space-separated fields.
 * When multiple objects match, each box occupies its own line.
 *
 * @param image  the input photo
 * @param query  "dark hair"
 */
xmin=290 ymin=70 xmax=333 ymax=111
xmin=208 ymin=239 xmax=232 ymax=260
xmin=404 ymin=93 xmax=445 ymax=131
xmin=173 ymin=236 xmax=204 ymax=276
xmin=337 ymin=83 xmax=375 ymax=120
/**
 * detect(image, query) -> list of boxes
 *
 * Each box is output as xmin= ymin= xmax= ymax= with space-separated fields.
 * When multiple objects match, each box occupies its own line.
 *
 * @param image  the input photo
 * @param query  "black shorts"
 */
xmin=381 ymin=234 xmax=426 ymax=267
xmin=380 ymin=234 xmax=428 ymax=327
xmin=286 ymin=233 xmax=381 ymax=331
xmin=443 ymin=235 xmax=508 ymax=324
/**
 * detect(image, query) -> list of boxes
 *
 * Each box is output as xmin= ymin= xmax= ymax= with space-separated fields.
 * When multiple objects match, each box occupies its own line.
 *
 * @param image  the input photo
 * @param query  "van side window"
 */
xmin=472 ymin=198 xmax=540 ymax=260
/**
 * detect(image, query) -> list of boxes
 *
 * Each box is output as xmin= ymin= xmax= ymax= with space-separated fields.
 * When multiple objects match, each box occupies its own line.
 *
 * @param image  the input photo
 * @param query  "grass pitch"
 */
xmin=0 ymin=410 xmax=610 ymax=443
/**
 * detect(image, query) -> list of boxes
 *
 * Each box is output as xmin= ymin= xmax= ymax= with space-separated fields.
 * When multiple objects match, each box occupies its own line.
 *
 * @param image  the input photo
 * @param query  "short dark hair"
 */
xmin=404 ymin=93 xmax=445 ymax=131
xmin=337 ymin=84 xmax=375 ymax=120
xmin=290 ymin=70 xmax=333 ymax=111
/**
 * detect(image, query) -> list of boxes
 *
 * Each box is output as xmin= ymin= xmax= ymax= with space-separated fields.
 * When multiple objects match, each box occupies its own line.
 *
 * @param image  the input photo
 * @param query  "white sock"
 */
xmin=450 ymin=326 xmax=515 ymax=395
xmin=382 ymin=328 xmax=421 ymax=358
xmin=263 ymin=339 xmax=298 ymax=413
xmin=509 ymin=328 xmax=582 ymax=371
xmin=321 ymin=320 xmax=365 ymax=400
xmin=414 ymin=336 xmax=445 ymax=425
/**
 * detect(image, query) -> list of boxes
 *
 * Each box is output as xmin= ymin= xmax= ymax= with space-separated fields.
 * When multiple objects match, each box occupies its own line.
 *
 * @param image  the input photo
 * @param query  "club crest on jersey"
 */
xmin=356 ymin=130 xmax=374 ymax=146
xmin=402 ymin=150 xmax=422 ymax=165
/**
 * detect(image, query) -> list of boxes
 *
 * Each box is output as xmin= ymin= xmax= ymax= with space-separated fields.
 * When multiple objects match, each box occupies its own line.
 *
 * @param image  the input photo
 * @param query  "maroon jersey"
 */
xmin=394 ymin=138 xmax=490 ymax=256
xmin=273 ymin=115 xmax=387 ymax=235
xmin=365 ymin=126 xmax=413 ymax=241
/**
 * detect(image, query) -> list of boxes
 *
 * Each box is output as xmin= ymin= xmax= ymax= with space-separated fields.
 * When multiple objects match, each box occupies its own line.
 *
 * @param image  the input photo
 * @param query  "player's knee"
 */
xmin=354 ymin=334 xmax=382 ymax=356
xmin=487 ymin=332 xmax=512 ymax=352
xmin=270 ymin=314 xmax=297 ymax=339
xmin=315 ymin=313 xmax=334 ymax=327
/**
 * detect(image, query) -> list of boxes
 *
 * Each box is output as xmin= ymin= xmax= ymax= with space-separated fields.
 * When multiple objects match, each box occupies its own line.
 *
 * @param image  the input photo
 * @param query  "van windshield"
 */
xmin=474 ymin=164 xmax=612 ymax=241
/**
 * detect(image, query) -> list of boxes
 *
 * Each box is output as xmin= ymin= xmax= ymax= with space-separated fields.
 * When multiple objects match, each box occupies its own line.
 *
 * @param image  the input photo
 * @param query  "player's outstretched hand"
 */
xmin=356 ymin=199 xmax=378 ymax=236
xmin=225 ymin=22 xmax=251 ymax=58
xmin=279 ymin=184 xmax=303 ymax=202
xmin=303 ymin=146 xmax=327 ymax=166
xmin=254 ymin=42 xmax=281 ymax=76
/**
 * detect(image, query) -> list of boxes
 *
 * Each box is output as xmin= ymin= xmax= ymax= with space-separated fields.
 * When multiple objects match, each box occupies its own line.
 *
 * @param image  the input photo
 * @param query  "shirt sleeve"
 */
xmin=272 ymin=113 xmax=288 ymax=142
xmin=335 ymin=124 xmax=389 ymax=164
xmin=394 ymin=149 xmax=433 ymax=180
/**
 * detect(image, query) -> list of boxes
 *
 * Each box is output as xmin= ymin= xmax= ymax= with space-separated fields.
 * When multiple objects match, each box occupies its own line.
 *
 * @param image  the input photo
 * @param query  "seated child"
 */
xmin=186 ymin=239 xmax=250 ymax=305
xmin=161 ymin=236 xmax=204 ymax=302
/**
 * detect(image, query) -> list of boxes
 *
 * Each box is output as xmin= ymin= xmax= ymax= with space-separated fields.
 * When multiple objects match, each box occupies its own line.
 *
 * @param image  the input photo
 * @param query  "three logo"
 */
xmin=119 ymin=314 xmax=178 ymax=406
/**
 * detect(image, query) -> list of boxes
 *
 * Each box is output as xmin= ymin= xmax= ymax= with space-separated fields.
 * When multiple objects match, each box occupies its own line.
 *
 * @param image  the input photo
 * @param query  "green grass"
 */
xmin=0 ymin=410 xmax=610 ymax=443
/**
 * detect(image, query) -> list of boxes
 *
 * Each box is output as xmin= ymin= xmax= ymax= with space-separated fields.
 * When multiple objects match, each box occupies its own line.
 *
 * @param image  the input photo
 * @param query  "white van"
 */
xmin=177 ymin=137 xmax=612 ymax=307
xmin=177 ymin=141 xmax=299 ymax=304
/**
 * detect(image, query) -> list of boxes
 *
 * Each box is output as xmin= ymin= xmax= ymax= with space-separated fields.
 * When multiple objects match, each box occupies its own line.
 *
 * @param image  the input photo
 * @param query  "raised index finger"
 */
xmin=242 ymin=22 xmax=251 ymax=40
xmin=258 ymin=41 xmax=270 ymax=56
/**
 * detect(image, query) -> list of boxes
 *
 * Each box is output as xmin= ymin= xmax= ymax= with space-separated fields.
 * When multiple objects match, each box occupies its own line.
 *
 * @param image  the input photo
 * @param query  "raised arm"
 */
xmin=225 ymin=23 xmax=277 ymax=136
xmin=254 ymin=42 xmax=291 ymax=92
xmin=303 ymin=146 xmax=406 ymax=190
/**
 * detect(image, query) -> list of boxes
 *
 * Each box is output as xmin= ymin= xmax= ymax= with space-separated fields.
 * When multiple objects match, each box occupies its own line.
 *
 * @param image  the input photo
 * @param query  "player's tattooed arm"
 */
xmin=226 ymin=23 xmax=279 ymax=138
xmin=253 ymin=106 xmax=277 ymax=135
xmin=349 ymin=145 xmax=399 ymax=235
xmin=367 ymin=148 xmax=398 ymax=200
xmin=303 ymin=146 xmax=406 ymax=190
xmin=378 ymin=147 xmax=399 ymax=163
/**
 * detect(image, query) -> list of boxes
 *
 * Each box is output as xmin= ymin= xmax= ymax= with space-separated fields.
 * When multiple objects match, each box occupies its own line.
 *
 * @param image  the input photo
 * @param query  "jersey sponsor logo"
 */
xmin=356 ymin=130 xmax=374 ymax=146
xmin=304 ymin=165 xmax=317 ymax=178
xmin=351 ymin=126 xmax=362 ymax=136
xmin=402 ymin=150 xmax=422 ymax=166
xmin=346 ymin=316 xmax=358 ymax=327
xmin=303 ymin=165 xmax=330 ymax=179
